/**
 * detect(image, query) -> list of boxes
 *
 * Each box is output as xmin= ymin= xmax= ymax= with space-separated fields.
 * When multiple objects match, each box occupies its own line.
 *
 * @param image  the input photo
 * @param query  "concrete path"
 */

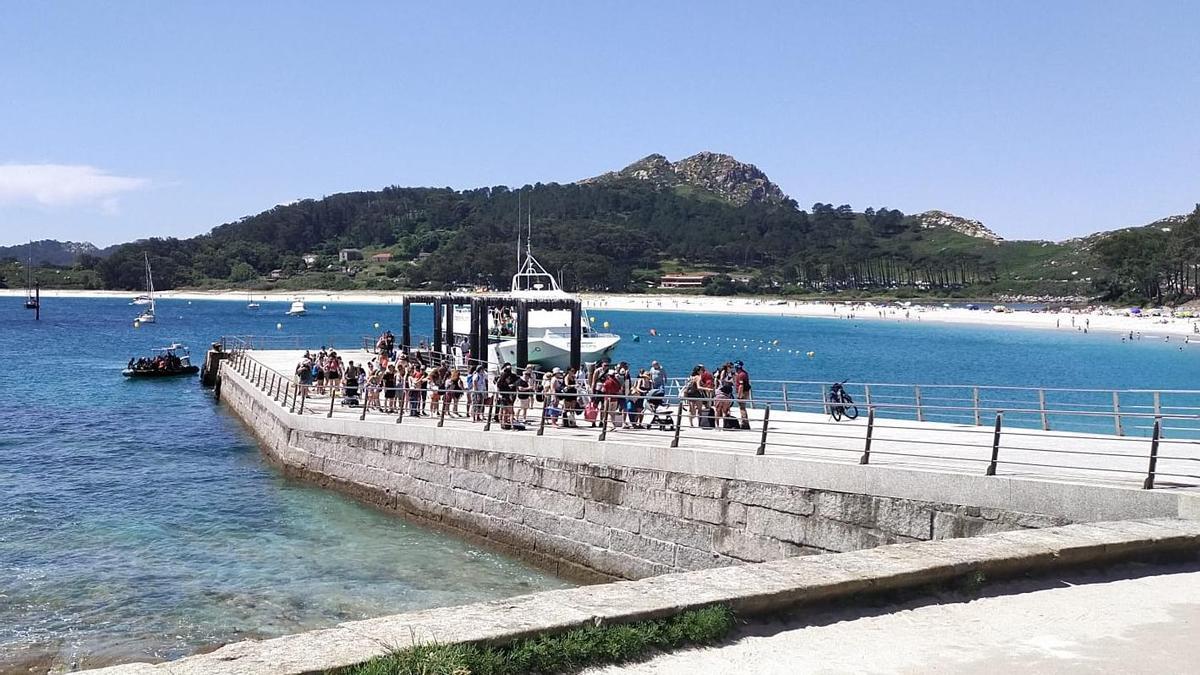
xmin=245 ymin=350 xmax=1200 ymax=491
xmin=587 ymin=561 xmax=1200 ymax=674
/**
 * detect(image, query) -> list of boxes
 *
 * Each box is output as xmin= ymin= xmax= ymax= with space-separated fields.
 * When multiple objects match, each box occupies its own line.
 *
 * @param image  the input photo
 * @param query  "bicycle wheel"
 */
xmin=830 ymin=403 xmax=843 ymax=421
xmin=843 ymin=404 xmax=859 ymax=420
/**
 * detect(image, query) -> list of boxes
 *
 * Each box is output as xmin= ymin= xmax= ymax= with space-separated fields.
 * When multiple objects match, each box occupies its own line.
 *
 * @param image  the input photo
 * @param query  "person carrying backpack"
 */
xmin=733 ymin=360 xmax=753 ymax=428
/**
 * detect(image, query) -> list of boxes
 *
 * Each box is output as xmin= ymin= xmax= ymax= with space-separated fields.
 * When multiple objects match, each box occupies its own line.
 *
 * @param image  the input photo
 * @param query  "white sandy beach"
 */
xmin=4 ymin=288 xmax=1199 ymax=339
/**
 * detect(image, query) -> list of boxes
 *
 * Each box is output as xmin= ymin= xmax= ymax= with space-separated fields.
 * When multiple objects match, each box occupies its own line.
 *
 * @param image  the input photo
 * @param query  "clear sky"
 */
xmin=1 ymin=1 xmax=1197 ymax=247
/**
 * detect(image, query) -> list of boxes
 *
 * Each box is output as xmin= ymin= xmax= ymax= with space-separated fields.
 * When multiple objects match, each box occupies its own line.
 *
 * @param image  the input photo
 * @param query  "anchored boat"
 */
xmin=134 ymin=254 xmax=156 ymax=324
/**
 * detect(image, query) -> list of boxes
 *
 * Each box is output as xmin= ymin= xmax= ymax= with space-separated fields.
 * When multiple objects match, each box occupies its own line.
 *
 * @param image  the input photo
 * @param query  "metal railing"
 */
xmin=662 ymin=378 xmax=1200 ymax=441
xmin=219 ymin=351 xmax=1200 ymax=491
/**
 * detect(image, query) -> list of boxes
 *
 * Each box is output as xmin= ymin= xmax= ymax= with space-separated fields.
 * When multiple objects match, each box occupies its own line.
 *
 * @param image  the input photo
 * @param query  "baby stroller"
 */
xmin=645 ymin=389 xmax=676 ymax=432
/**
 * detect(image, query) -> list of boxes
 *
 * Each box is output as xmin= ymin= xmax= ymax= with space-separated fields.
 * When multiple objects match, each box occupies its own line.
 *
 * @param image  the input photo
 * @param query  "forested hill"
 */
xmin=40 ymin=151 xmax=1198 ymax=303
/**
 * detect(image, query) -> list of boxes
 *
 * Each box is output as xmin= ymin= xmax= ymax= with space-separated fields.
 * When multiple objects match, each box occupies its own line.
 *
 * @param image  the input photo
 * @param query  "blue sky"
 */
xmin=1 ymin=1 xmax=1197 ymax=246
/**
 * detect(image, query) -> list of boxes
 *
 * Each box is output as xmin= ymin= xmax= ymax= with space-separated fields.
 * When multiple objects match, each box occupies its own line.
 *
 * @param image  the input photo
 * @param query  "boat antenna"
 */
xmin=516 ymin=190 xmax=522 ymax=276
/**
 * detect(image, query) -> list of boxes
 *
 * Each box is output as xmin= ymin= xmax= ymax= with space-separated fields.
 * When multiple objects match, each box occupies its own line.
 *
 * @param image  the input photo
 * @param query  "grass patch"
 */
xmin=337 ymin=604 xmax=735 ymax=675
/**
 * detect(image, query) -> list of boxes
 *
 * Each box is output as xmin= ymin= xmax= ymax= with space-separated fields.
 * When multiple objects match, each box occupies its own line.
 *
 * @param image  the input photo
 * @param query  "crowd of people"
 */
xmin=127 ymin=352 xmax=185 ymax=372
xmin=290 ymin=334 xmax=754 ymax=432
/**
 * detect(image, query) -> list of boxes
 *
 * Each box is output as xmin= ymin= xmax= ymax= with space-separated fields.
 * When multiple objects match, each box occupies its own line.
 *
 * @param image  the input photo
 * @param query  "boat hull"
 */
xmin=122 ymin=366 xmax=199 ymax=378
xmin=493 ymin=334 xmax=619 ymax=370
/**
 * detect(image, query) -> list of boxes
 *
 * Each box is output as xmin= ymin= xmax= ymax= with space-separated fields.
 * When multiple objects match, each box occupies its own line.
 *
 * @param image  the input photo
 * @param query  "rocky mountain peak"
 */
xmin=580 ymin=152 xmax=788 ymax=206
xmin=917 ymin=210 xmax=1003 ymax=243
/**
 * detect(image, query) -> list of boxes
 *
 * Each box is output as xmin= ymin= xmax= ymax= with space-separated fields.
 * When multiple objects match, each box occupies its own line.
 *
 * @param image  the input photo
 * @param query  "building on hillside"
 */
xmin=302 ymin=254 xmax=318 ymax=266
xmin=339 ymin=248 xmax=363 ymax=263
xmin=370 ymin=252 xmax=394 ymax=263
xmin=659 ymin=272 xmax=716 ymax=289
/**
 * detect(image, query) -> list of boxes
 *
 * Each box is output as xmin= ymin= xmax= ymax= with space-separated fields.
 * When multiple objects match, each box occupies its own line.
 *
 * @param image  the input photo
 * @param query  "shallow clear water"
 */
xmin=3 ymin=296 xmax=1199 ymax=669
xmin=0 ymin=298 xmax=571 ymax=670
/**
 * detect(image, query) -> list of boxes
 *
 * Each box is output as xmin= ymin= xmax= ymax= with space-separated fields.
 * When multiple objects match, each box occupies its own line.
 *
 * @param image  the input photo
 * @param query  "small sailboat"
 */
xmin=23 ymin=242 xmax=39 ymax=311
xmin=135 ymin=254 xmax=156 ymax=324
xmin=286 ymin=299 xmax=306 ymax=316
xmin=247 ymin=294 xmax=260 ymax=310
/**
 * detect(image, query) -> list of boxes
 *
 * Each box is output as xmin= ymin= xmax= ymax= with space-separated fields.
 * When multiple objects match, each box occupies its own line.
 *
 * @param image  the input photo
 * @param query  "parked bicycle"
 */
xmin=828 ymin=380 xmax=859 ymax=421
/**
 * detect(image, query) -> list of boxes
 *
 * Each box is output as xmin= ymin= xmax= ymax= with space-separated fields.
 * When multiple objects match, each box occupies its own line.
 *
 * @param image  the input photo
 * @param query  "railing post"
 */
xmin=860 ymin=406 xmax=875 ymax=464
xmin=755 ymin=404 xmax=771 ymax=455
xmin=1038 ymin=388 xmax=1049 ymax=431
xmin=598 ymin=398 xmax=609 ymax=441
xmin=328 ymin=384 xmax=337 ymax=418
xmin=396 ymin=388 xmax=406 ymax=424
xmin=781 ymin=383 xmax=790 ymax=412
xmin=537 ymin=403 xmax=547 ymax=436
xmin=438 ymin=398 xmax=447 ymax=427
xmin=972 ymin=386 xmax=981 ymax=426
xmin=670 ymin=398 xmax=684 ymax=448
xmin=360 ymin=388 xmax=368 ymax=420
xmin=1153 ymin=392 xmax=1162 ymax=437
xmin=986 ymin=412 xmax=1003 ymax=476
xmin=282 ymin=382 xmax=290 ymax=408
xmin=298 ymin=386 xmax=307 ymax=414
xmin=864 ymin=384 xmax=872 ymax=408
xmin=1143 ymin=417 xmax=1161 ymax=490
xmin=273 ymin=373 xmax=282 ymax=401
xmin=483 ymin=396 xmax=496 ymax=431
xmin=914 ymin=385 xmax=924 ymax=422
xmin=1113 ymin=391 xmax=1124 ymax=436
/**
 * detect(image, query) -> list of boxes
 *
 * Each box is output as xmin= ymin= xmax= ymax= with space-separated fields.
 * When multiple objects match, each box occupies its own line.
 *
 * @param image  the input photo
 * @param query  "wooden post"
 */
xmin=914 ymin=385 xmax=924 ymax=422
xmin=755 ymin=404 xmax=771 ymax=456
xmin=860 ymin=406 xmax=875 ymax=465
xmin=986 ymin=412 xmax=1003 ymax=476
xmin=1143 ymin=417 xmax=1162 ymax=490
xmin=973 ymin=386 xmax=981 ymax=426
xmin=1038 ymin=388 xmax=1049 ymax=431
xmin=670 ymin=399 xmax=684 ymax=448
xmin=1113 ymin=391 xmax=1124 ymax=436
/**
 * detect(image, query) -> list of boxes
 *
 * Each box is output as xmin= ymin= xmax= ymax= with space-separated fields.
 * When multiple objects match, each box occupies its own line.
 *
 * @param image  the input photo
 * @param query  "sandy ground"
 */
xmin=4 ymin=288 xmax=1199 ymax=338
xmin=586 ymin=561 xmax=1200 ymax=674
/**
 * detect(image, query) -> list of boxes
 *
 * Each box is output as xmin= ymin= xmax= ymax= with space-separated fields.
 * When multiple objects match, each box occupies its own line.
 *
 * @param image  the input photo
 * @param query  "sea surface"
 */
xmin=4 ymin=296 xmax=1200 ymax=670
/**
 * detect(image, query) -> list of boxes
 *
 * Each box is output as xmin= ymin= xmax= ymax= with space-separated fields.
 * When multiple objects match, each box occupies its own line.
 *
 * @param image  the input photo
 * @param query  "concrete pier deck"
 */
xmin=249 ymin=349 xmax=1200 ymax=493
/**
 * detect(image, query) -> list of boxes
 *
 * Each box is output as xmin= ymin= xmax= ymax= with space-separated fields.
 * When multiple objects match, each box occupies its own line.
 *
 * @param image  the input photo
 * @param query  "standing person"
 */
xmin=600 ymin=367 xmax=624 ymax=429
xmin=682 ymin=366 xmax=706 ymax=426
xmin=733 ymin=360 xmax=753 ymax=428
xmin=446 ymin=368 xmax=464 ymax=417
xmin=560 ymin=367 xmax=578 ymax=428
xmin=382 ymin=365 xmax=398 ymax=413
xmin=468 ymin=365 xmax=488 ymax=422
xmin=343 ymin=360 xmax=360 ymax=406
xmin=648 ymin=360 xmax=667 ymax=393
xmin=516 ymin=367 xmax=535 ymax=423
xmin=495 ymin=364 xmax=521 ymax=429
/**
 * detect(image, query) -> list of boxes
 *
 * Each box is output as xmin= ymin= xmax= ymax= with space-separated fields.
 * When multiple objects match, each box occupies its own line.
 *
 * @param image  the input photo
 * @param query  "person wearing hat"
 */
xmin=734 ymin=361 xmax=753 ymax=428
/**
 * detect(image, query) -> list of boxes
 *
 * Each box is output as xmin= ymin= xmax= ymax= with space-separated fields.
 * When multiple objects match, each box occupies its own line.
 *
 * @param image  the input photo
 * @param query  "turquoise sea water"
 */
xmin=3 ymin=297 xmax=1200 ymax=669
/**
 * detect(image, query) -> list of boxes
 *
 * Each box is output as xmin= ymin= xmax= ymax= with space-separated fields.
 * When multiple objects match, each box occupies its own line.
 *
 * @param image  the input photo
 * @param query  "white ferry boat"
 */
xmin=286 ymin=300 xmax=307 ymax=316
xmin=452 ymin=247 xmax=619 ymax=370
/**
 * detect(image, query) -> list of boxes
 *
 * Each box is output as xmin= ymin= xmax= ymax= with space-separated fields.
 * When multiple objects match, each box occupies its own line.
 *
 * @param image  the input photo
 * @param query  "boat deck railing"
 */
xmin=222 ymin=348 xmax=1200 ymax=491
